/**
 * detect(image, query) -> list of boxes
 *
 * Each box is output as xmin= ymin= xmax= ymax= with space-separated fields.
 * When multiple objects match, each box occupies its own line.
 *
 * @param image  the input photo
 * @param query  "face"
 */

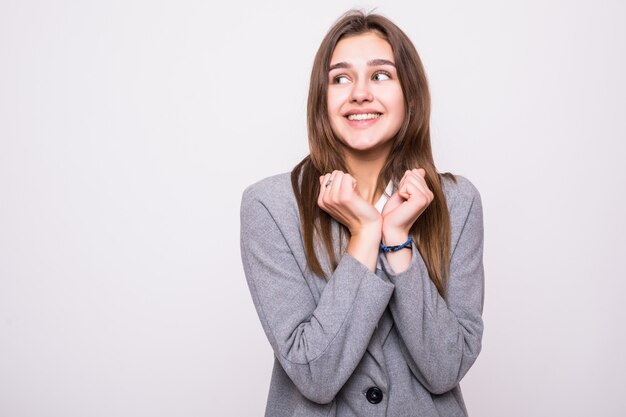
xmin=327 ymin=32 xmax=405 ymax=158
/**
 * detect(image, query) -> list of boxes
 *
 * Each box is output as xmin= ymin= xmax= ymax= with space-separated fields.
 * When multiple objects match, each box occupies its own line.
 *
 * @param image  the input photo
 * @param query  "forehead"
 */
xmin=330 ymin=32 xmax=394 ymax=64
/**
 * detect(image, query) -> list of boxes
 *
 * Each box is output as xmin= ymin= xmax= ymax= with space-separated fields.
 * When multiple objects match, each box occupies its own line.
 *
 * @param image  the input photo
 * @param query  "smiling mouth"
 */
xmin=346 ymin=113 xmax=382 ymax=121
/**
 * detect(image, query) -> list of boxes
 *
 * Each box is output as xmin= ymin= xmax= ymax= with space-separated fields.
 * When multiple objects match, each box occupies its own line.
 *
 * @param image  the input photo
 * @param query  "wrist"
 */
xmin=347 ymin=224 xmax=382 ymax=273
xmin=381 ymin=228 xmax=410 ymax=246
xmin=380 ymin=236 xmax=413 ymax=253
xmin=381 ymin=230 xmax=413 ymax=274
xmin=352 ymin=222 xmax=382 ymax=243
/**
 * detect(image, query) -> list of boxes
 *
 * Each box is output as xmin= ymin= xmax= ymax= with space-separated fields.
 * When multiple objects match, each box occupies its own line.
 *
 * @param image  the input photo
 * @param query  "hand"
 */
xmin=381 ymin=169 xmax=434 ymax=242
xmin=318 ymin=171 xmax=382 ymax=237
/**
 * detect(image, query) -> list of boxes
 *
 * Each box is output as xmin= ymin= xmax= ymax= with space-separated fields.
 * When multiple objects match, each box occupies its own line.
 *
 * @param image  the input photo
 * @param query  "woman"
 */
xmin=240 ymin=10 xmax=484 ymax=417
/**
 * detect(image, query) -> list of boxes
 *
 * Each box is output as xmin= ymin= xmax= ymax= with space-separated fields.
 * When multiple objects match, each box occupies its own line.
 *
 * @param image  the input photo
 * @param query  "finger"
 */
xmin=318 ymin=173 xmax=332 ymax=208
xmin=400 ymin=170 xmax=411 ymax=186
xmin=350 ymin=174 xmax=357 ymax=189
xmin=340 ymin=173 xmax=355 ymax=202
xmin=329 ymin=171 xmax=344 ymax=203
xmin=400 ymin=175 xmax=431 ymax=202
xmin=404 ymin=169 xmax=426 ymax=191
xmin=318 ymin=179 xmax=325 ymax=209
xmin=399 ymin=182 xmax=426 ymax=208
xmin=322 ymin=170 xmax=339 ymax=205
xmin=404 ymin=172 xmax=427 ymax=191
xmin=398 ymin=170 xmax=411 ymax=194
xmin=398 ymin=185 xmax=411 ymax=200
xmin=324 ymin=172 xmax=334 ymax=188
xmin=386 ymin=190 xmax=404 ymax=207
xmin=407 ymin=169 xmax=430 ymax=191
xmin=408 ymin=179 xmax=434 ymax=205
xmin=412 ymin=168 xmax=426 ymax=178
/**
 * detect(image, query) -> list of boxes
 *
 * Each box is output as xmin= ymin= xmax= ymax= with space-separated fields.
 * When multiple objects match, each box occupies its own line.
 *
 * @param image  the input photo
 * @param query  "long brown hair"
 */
xmin=291 ymin=10 xmax=455 ymax=297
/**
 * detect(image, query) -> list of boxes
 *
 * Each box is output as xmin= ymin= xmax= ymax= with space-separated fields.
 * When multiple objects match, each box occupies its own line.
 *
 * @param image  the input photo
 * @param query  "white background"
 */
xmin=1 ymin=0 xmax=625 ymax=416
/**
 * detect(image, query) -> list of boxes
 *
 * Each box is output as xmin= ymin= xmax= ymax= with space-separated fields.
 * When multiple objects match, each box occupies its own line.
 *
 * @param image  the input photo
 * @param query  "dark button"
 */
xmin=365 ymin=386 xmax=383 ymax=404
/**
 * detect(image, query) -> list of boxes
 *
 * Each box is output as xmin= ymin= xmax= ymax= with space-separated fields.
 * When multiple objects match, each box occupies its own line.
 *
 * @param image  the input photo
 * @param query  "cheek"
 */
xmin=326 ymin=92 xmax=346 ymax=133
xmin=326 ymin=89 xmax=343 ymax=114
xmin=376 ymin=85 xmax=404 ymax=110
xmin=391 ymin=87 xmax=406 ymax=112
xmin=326 ymin=98 xmax=339 ymax=132
xmin=383 ymin=89 xmax=405 ymax=124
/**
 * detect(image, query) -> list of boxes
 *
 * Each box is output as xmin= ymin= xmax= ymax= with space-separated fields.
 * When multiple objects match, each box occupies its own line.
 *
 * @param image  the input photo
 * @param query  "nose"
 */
xmin=349 ymin=79 xmax=373 ymax=104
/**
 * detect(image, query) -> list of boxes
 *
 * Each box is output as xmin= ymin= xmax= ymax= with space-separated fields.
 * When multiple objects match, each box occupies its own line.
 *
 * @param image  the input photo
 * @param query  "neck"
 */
xmin=345 ymin=146 xmax=391 ymax=205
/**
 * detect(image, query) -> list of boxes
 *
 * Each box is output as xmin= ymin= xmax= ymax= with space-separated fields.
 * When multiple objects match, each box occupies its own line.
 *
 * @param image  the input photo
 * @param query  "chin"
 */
xmin=345 ymin=139 xmax=391 ymax=153
xmin=350 ymin=142 xmax=379 ymax=151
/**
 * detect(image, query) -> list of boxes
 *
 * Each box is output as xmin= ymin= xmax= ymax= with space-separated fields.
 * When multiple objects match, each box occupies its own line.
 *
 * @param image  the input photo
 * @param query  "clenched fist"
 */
xmin=381 ymin=168 xmax=433 ymax=243
xmin=318 ymin=170 xmax=382 ymax=237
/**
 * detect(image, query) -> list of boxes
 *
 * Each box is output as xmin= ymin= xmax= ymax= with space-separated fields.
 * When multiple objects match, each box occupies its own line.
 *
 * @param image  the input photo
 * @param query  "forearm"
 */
xmin=381 ymin=182 xmax=485 ymax=394
xmin=383 ymin=248 xmax=483 ymax=394
xmin=242 ymin=190 xmax=395 ymax=403
xmin=244 ymin=251 xmax=394 ymax=403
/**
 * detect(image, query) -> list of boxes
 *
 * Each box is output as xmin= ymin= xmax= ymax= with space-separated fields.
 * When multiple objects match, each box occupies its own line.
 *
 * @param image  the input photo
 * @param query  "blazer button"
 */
xmin=365 ymin=386 xmax=383 ymax=404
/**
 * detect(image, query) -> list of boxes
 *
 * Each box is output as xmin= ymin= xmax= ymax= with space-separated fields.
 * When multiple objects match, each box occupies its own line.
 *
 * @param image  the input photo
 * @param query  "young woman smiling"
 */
xmin=241 ymin=10 xmax=484 ymax=417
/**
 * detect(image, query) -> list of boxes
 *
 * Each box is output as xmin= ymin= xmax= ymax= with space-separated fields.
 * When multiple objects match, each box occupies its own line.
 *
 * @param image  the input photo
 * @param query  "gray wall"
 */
xmin=1 ymin=0 xmax=625 ymax=416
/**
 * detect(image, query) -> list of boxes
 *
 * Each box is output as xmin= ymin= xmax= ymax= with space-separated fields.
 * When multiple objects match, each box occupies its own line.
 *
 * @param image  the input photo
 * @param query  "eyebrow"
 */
xmin=328 ymin=59 xmax=396 ymax=71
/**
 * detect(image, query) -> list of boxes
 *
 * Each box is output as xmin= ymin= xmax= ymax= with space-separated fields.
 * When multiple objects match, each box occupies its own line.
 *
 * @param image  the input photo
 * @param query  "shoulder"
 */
xmin=242 ymin=172 xmax=292 ymax=201
xmin=240 ymin=172 xmax=305 ymax=252
xmin=439 ymin=173 xmax=483 ymax=226
xmin=440 ymin=173 xmax=481 ymax=207
xmin=240 ymin=172 xmax=299 ymax=223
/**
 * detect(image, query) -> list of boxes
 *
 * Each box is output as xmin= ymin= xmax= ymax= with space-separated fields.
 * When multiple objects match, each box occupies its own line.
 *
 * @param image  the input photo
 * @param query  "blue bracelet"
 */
xmin=379 ymin=236 xmax=413 ymax=253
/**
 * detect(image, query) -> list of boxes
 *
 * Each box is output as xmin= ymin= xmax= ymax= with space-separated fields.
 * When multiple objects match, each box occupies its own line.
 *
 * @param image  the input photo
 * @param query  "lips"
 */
xmin=347 ymin=112 xmax=381 ymax=121
xmin=344 ymin=108 xmax=383 ymax=122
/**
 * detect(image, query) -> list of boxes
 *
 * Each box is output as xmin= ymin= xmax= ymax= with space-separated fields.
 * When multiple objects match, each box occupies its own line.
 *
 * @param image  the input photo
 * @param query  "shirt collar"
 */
xmin=374 ymin=181 xmax=394 ymax=213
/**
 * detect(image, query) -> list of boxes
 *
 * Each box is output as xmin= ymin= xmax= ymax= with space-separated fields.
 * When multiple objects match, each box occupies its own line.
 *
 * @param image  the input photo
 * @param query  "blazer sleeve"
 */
xmin=240 ymin=186 xmax=395 ymax=404
xmin=379 ymin=178 xmax=484 ymax=395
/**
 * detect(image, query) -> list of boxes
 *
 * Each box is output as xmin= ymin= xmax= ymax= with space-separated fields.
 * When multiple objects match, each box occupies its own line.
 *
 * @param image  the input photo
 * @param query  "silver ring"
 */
xmin=325 ymin=179 xmax=332 ymax=187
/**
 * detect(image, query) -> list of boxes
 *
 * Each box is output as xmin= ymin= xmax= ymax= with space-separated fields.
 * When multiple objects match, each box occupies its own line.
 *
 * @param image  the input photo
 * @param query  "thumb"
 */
xmin=382 ymin=190 xmax=403 ymax=215
xmin=388 ymin=190 xmax=403 ymax=204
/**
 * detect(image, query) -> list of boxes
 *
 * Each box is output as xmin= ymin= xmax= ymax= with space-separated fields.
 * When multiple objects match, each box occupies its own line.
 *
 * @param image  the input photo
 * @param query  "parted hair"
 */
xmin=291 ymin=10 xmax=455 ymax=297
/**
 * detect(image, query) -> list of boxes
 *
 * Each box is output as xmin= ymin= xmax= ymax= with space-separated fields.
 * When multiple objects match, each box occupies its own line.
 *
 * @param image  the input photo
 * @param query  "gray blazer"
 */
xmin=240 ymin=172 xmax=484 ymax=417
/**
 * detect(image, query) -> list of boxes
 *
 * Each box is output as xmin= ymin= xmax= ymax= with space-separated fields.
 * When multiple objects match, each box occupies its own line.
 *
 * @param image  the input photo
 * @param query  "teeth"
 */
xmin=347 ymin=113 xmax=381 ymax=121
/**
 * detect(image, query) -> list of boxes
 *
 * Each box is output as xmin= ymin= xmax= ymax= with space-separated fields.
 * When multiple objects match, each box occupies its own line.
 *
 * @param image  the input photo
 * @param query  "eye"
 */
xmin=332 ymin=75 xmax=350 ymax=84
xmin=373 ymin=71 xmax=391 ymax=81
